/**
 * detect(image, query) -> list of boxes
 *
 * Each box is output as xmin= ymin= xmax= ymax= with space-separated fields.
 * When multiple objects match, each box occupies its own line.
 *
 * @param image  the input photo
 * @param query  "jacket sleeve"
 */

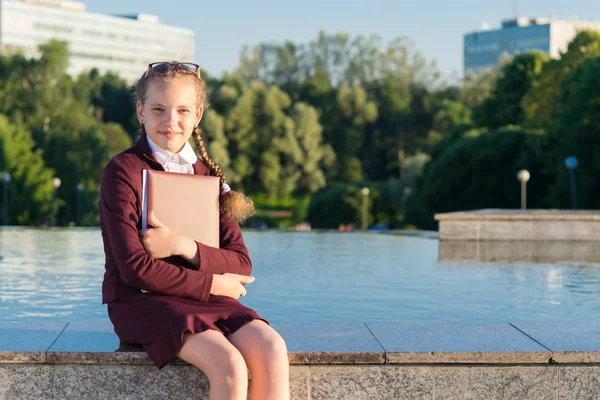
xmin=99 ymin=158 xmax=213 ymax=301
xmin=195 ymin=216 xmax=252 ymax=276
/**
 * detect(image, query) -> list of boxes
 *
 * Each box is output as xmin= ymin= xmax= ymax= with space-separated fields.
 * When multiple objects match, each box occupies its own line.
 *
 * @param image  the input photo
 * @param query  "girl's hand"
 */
xmin=139 ymin=212 xmax=179 ymax=259
xmin=211 ymin=273 xmax=255 ymax=299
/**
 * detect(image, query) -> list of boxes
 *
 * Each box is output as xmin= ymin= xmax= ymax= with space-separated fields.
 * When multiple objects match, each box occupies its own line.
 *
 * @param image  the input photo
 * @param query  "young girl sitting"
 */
xmin=99 ymin=61 xmax=289 ymax=400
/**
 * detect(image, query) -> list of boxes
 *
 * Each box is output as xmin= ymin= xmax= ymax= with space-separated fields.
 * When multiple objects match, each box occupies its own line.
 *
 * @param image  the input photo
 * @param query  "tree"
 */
xmin=522 ymin=30 xmax=600 ymax=131
xmin=201 ymin=109 xmax=234 ymax=182
xmin=330 ymin=85 xmax=378 ymax=182
xmin=458 ymin=66 xmax=502 ymax=110
xmin=425 ymin=99 xmax=472 ymax=148
xmin=547 ymin=56 xmax=600 ymax=208
xmin=473 ymin=52 xmax=548 ymax=129
xmin=289 ymin=103 xmax=335 ymax=194
xmin=223 ymin=81 xmax=332 ymax=197
xmin=0 ymin=115 xmax=55 ymax=225
xmin=0 ymin=40 xmax=132 ymax=225
xmin=405 ymin=128 xmax=550 ymax=228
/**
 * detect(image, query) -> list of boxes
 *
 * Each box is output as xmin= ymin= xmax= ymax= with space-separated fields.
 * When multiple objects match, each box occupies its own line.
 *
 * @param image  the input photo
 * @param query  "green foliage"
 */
xmin=473 ymin=52 xmax=549 ymax=129
xmin=306 ymin=180 xmax=403 ymax=229
xmin=4 ymin=30 xmax=600 ymax=227
xmin=0 ymin=40 xmax=131 ymax=226
xmin=522 ymin=31 xmax=600 ymax=131
xmin=458 ymin=67 xmax=501 ymax=109
xmin=250 ymin=193 xmax=311 ymax=227
xmin=0 ymin=115 xmax=55 ymax=225
xmin=405 ymin=129 xmax=551 ymax=228
xmin=221 ymin=81 xmax=332 ymax=197
xmin=547 ymin=56 xmax=600 ymax=208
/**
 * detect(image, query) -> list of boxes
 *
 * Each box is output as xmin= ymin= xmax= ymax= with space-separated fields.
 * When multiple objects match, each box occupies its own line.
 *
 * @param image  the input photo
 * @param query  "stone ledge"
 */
xmin=435 ymin=209 xmax=600 ymax=241
xmin=2 ymin=322 xmax=599 ymax=367
xmin=435 ymin=209 xmax=600 ymax=221
xmin=438 ymin=239 xmax=600 ymax=262
xmin=2 ymin=323 xmax=600 ymax=399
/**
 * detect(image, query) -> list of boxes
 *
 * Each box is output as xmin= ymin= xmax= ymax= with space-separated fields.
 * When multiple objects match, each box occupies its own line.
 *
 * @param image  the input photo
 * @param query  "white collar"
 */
xmin=146 ymin=135 xmax=198 ymax=165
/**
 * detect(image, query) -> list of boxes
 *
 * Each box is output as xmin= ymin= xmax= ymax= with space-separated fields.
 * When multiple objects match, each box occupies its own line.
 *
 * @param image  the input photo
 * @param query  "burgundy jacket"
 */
xmin=99 ymin=134 xmax=252 ymax=304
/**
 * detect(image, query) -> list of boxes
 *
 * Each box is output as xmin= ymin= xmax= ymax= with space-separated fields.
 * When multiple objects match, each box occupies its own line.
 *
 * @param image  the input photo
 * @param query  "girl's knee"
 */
xmin=210 ymin=346 xmax=248 ymax=382
xmin=266 ymin=331 xmax=288 ymax=357
xmin=256 ymin=329 xmax=288 ymax=365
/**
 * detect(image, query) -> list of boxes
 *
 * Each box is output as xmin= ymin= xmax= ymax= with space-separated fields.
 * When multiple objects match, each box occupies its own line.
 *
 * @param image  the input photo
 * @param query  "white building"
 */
xmin=464 ymin=17 xmax=600 ymax=74
xmin=0 ymin=0 xmax=195 ymax=82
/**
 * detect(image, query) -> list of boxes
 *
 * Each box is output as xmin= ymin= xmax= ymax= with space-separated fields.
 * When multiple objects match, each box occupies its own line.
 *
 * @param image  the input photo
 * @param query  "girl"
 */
xmin=99 ymin=61 xmax=290 ymax=400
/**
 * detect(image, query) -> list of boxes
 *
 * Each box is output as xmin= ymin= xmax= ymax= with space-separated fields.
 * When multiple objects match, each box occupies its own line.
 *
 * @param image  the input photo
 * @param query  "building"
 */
xmin=0 ymin=0 xmax=195 ymax=83
xmin=464 ymin=17 xmax=600 ymax=74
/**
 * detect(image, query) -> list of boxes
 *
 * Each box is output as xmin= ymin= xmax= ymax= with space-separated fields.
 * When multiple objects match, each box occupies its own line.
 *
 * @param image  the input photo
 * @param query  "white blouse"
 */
xmin=146 ymin=135 xmax=197 ymax=175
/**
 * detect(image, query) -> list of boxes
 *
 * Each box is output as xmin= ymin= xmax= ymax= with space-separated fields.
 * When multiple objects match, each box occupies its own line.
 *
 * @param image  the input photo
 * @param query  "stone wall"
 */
xmin=435 ymin=209 xmax=600 ymax=241
xmin=1 ymin=322 xmax=599 ymax=399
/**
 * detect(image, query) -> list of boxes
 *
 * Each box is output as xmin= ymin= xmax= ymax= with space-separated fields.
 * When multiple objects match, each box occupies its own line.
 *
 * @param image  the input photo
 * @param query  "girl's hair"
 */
xmin=134 ymin=63 xmax=255 ymax=224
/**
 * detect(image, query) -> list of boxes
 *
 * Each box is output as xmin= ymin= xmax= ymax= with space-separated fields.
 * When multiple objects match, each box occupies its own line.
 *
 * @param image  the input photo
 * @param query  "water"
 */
xmin=1 ymin=227 xmax=599 ymax=324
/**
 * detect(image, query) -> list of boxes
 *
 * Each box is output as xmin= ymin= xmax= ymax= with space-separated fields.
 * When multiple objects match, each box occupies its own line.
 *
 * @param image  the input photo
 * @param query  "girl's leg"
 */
xmin=228 ymin=320 xmax=290 ymax=400
xmin=177 ymin=330 xmax=248 ymax=400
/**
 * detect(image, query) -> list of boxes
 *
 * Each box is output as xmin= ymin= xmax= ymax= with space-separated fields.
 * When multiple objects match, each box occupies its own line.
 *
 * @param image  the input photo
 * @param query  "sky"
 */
xmin=82 ymin=0 xmax=600 ymax=81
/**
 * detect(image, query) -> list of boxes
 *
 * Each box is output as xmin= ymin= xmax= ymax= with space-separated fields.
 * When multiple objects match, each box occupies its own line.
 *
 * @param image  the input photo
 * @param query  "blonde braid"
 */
xmin=192 ymin=127 xmax=225 ymax=184
xmin=192 ymin=126 xmax=256 ymax=223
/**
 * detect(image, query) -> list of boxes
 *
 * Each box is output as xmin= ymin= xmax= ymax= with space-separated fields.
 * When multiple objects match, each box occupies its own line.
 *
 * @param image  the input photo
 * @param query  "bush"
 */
xmin=306 ymin=180 xmax=404 ymax=229
xmin=405 ymin=128 xmax=551 ymax=228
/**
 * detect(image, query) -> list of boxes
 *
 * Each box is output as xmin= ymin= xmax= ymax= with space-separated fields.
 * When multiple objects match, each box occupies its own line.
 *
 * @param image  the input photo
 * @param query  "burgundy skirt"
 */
xmin=107 ymin=293 xmax=268 ymax=369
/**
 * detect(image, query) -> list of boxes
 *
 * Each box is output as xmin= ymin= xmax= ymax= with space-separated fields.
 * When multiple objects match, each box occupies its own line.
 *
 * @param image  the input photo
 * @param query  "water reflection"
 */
xmin=1 ymin=228 xmax=600 ymax=324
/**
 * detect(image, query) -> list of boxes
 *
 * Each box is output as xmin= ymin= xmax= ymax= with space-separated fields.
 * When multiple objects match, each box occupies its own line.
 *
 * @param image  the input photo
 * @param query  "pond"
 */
xmin=1 ymin=227 xmax=599 ymax=324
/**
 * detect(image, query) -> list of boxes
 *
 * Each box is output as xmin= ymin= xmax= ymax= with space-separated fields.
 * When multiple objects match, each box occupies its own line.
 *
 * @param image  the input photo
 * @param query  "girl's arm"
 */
xmin=100 ymin=158 xmax=213 ymax=301
xmin=176 ymin=217 xmax=252 ymax=276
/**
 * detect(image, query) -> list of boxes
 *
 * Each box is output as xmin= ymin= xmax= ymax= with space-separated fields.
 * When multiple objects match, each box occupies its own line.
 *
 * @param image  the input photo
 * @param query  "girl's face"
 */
xmin=137 ymin=79 xmax=203 ymax=153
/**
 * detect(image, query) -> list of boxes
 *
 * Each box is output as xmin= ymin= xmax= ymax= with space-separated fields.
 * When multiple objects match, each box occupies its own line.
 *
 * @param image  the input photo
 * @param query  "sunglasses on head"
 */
xmin=143 ymin=62 xmax=200 ymax=78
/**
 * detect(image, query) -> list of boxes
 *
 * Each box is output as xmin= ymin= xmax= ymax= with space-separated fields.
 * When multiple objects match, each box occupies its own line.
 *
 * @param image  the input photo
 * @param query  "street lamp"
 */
xmin=361 ymin=187 xmax=370 ymax=230
xmin=52 ymin=177 xmax=61 ymax=226
xmin=76 ymin=183 xmax=84 ymax=226
xmin=565 ymin=156 xmax=579 ymax=209
xmin=517 ymin=169 xmax=530 ymax=210
xmin=2 ymin=172 xmax=10 ymax=226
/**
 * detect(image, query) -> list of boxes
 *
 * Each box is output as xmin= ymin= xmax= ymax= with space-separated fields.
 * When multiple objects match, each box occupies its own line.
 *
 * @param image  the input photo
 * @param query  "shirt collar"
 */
xmin=146 ymin=135 xmax=198 ymax=165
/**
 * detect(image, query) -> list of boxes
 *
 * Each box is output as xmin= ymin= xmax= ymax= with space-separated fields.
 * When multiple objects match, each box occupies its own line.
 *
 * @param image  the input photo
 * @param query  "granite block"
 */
xmin=478 ymin=220 xmax=532 ymax=241
xmin=530 ymin=220 xmax=600 ymax=241
xmin=46 ymin=363 xmax=305 ymax=399
xmin=512 ymin=323 xmax=600 ymax=363
xmin=558 ymin=366 xmax=600 ymax=400
xmin=367 ymin=323 xmax=552 ymax=364
xmin=274 ymin=323 xmax=385 ymax=364
xmin=435 ymin=210 xmax=600 ymax=241
xmin=49 ymin=364 xmax=209 ymax=400
xmin=309 ymin=365 xmax=434 ymax=400
xmin=0 ymin=322 xmax=67 ymax=363
xmin=0 ymin=365 xmax=52 ymax=400
xmin=439 ymin=221 xmax=478 ymax=240
xmin=439 ymin=240 xmax=600 ymax=263
xmin=433 ymin=365 xmax=558 ymax=400
xmin=289 ymin=366 xmax=309 ymax=400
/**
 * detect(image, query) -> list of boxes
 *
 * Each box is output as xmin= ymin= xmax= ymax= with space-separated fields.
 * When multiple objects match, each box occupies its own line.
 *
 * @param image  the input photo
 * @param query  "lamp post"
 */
xmin=76 ymin=183 xmax=84 ymax=226
xmin=361 ymin=187 xmax=370 ymax=230
xmin=565 ymin=156 xmax=579 ymax=209
xmin=2 ymin=172 xmax=10 ymax=226
xmin=517 ymin=169 xmax=530 ymax=210
xmin=52 ymin=177 xmax=61 ymax=226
